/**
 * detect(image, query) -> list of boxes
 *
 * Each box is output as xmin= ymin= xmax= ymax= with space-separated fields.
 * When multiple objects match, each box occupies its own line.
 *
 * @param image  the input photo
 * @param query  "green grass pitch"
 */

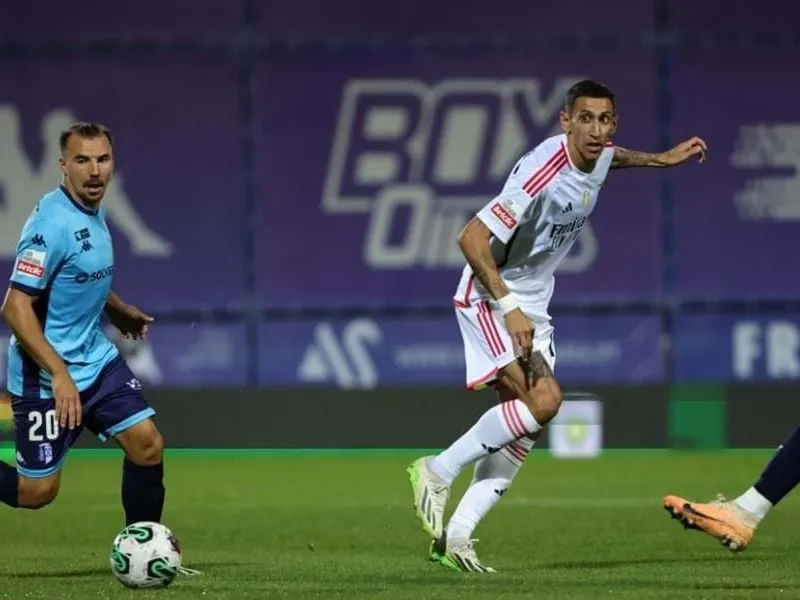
xmin=1 ymin=450 xmax=799 ymax=599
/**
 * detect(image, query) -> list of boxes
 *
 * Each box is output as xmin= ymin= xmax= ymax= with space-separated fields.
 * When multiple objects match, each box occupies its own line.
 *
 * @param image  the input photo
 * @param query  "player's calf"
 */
xmin=115 ymin=419 xmax=166 ymax=525
xmin=0 ymin=459 xmax=61 ymax=510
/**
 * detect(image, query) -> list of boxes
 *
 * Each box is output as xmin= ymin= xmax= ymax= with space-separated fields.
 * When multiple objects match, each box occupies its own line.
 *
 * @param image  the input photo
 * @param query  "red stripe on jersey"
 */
xmin=484 ymin=301 xmax=507 ymax=355
xmin=454 ymin=274 xmax=476 ymax=308
xmin=521 ymin=147 xmax=563 ymax=190
xmin=477 ymin=305 xmax=500 ymax=357
xmin=478 ymin=301 xmax=506 ymax=357
xmin=522 ymin=148 xmax=567 ymax=198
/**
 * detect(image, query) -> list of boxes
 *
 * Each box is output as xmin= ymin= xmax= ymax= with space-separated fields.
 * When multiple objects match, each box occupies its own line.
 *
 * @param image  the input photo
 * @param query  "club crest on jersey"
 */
xmin=491 ymin=202 xmax=518 ymax=229
xmin=582 ymin=190 xmax=591 ymax=206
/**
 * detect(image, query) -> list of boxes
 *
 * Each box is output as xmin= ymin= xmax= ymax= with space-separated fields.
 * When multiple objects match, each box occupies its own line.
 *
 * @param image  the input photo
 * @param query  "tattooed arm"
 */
xmin=610 ymin=146 xmax=669 ymax=169
xmin=611 ymin=137 xmax=708 ymax=169
xmin=457 ymin=217 xmax=509 ymax=301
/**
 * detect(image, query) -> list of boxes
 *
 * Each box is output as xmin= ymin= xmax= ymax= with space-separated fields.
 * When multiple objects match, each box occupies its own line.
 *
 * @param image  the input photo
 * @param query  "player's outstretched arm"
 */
xmin=611 ymin=137 xmax=707 ymax=169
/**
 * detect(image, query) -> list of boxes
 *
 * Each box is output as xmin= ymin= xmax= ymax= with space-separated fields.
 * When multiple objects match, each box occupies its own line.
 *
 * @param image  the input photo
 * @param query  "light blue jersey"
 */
xmin=6 ymin=185 xmax=119 ymax=399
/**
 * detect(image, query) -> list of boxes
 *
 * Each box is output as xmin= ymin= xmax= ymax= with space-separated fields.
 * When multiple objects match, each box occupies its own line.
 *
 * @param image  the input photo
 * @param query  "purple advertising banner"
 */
xmin=0 ymin=57 xmax=245 ymax=310
xmin=111 ymin=323 xmax=248 ymax=387
xmin=0 ymin=322 xmax=246 ymax=389
xmin=671 ymin=49 xmax=800 ymax=300
xmin=255 ymin=0 xmax=654 ymax=38
xmin=1 ymin=0 xmax=238 ymax=39
xmin=674 ymin=314 xmax=800 ymax=382
xmin=259 ymin=314 xmax=662 ymax=387
xmin=256 ymin=53 xmax=661 ymax=308
xmin=668 ymin=0 xmax=800 ymax=32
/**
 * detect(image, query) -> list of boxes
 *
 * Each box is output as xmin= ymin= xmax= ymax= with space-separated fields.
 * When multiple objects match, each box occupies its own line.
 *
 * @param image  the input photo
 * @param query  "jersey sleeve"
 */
xmin=476 ymin=144 xmax=560 ymax=244
xmin=9 ymin=218 xmax=69 ymax=295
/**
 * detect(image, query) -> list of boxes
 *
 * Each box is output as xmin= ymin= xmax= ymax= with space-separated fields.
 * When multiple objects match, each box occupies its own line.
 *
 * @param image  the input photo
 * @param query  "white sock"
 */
xmin=734 ymin=487 xmax=773 ymax=522
xmin=446 ymin=436 xmax=535 ymax=541
xmin=430 ymin=400 xmax=540 ymax=484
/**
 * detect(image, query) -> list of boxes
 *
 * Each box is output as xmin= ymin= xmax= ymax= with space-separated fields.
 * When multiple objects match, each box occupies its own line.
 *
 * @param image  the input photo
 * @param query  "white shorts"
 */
xmin=455 ymin=300 xmax=556 ymax=390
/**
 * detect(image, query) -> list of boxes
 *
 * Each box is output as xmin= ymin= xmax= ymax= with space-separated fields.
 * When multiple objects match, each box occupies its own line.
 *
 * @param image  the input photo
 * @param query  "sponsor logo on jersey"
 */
xmin=491 ymin=202 xmax=518 ymax=229
xmin=15 ymin=249 xmax=46 ymax=279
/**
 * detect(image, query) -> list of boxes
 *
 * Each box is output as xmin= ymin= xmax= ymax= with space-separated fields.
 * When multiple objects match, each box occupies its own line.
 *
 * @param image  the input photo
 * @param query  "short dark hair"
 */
xmin=59 ymin=122 xmax=114 ymax=152
xmin=565 ymin=80 xmax=615 ymax=114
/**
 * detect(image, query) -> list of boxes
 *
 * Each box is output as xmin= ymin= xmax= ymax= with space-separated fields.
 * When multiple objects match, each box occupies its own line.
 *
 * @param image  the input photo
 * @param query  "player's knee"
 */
xmin=135 ymin=429 xmax=164 ymax=465
xmin=124 ymin=423 xmax=164 ymax=466
xmin=520 ymin=378 xmax=562 ymax=426
xmin=18 ymin=476 xmax=60 ymax=509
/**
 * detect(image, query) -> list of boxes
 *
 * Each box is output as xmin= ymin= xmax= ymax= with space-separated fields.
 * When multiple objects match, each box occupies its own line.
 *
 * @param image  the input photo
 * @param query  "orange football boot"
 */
xmin=663 ymin=494 xmax=757 ymax=552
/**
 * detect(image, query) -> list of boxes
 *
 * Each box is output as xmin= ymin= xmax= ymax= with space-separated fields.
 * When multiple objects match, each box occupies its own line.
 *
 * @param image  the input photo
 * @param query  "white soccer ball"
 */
xmin=110 ymin=521 xmax=183 ymax=588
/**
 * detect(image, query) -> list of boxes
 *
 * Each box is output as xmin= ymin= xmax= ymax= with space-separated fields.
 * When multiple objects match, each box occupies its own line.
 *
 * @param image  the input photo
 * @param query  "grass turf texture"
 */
xmin=0 ymin=450 xmax=798 ymax=599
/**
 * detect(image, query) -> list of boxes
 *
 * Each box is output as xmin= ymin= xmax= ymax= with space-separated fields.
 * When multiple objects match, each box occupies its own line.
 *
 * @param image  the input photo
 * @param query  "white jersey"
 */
xmin=454 ymin=134 xmax=614 ymax=325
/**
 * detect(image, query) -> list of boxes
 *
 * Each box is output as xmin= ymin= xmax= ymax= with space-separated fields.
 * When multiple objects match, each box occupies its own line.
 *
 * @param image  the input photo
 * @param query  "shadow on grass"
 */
xmin=3 ymin=560 xmax=238 ymax=579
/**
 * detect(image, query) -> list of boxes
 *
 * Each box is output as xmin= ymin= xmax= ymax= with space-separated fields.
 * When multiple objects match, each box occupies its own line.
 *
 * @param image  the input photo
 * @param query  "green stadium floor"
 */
xmin=1 ymin=450 xmax=798 ymax=599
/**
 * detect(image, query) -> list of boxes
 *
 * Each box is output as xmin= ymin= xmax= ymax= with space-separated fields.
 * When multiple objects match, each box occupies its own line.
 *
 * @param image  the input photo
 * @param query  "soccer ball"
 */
xmin=110 ymin=521 xmax=183 ymax=588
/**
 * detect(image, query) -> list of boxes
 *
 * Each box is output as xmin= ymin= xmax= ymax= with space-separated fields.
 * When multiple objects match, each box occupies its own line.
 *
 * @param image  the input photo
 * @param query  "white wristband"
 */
xmin=497 ymin=294 xmax=519 ymax=315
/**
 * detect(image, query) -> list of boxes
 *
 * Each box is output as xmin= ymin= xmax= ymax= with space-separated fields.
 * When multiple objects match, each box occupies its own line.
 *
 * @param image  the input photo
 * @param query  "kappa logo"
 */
xmin=298 ymin=318 xmax=382 ymax=389
xmin=322 ymin=78 xmax=598 ymax=272
xmin=0 ymin=106 xmax=173 ymax=259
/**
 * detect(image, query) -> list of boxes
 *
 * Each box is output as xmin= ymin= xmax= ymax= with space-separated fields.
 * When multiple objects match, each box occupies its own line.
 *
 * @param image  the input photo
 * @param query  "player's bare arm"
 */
xmin=105 ymin=290 xmax=127 ymax=314
xmin=457 ymin=218 xmax=510 ymax=300
xmin=105 ymin=290 xmax=153 ymax=340
xmin=458 ymin=218 xmax=534 ymax=359
xmin=2 ymin=288 xmax=68 ymax=377
xmin=1 ymin=287 xmax=81 ymax=429
xmin=610 ymin=137 xmax=708 ymax=169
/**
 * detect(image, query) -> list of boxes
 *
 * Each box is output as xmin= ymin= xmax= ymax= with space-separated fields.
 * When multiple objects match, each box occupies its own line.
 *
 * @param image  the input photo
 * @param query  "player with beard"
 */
xmin=407 ymin=80 xmax=708 ymax=572
xmin=0 ymin=122 xmax=176 ymax=539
